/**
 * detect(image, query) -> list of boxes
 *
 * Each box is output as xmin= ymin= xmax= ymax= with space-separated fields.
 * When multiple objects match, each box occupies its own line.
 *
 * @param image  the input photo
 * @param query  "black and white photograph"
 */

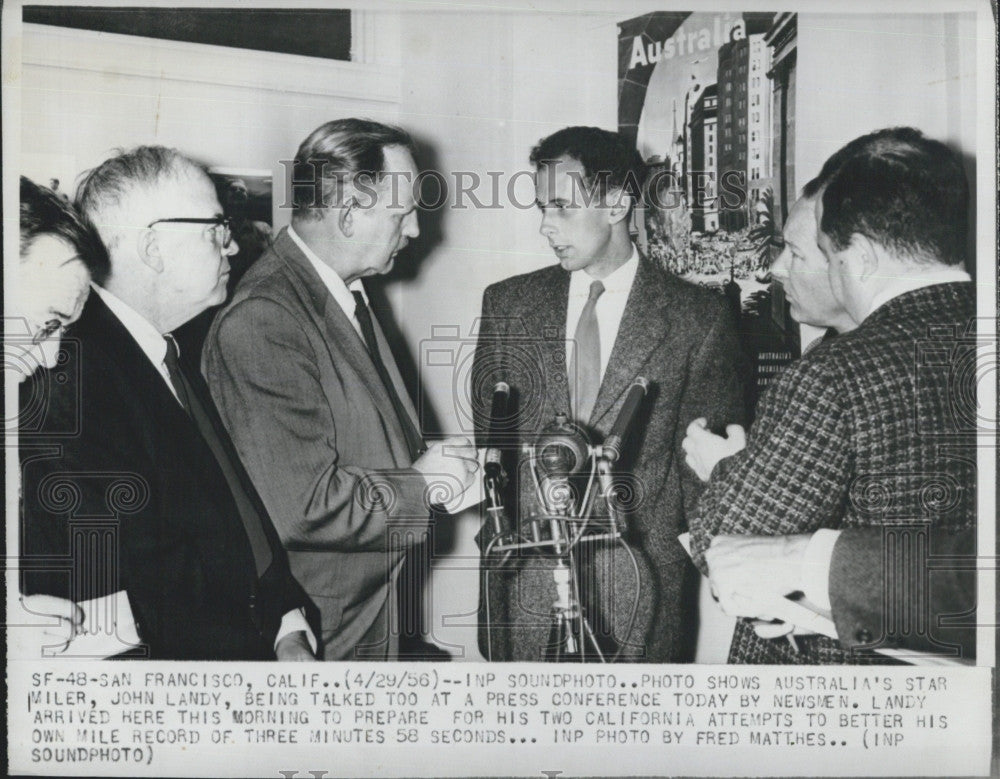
xmin=3 ymin=0 xmax=996 ymax=776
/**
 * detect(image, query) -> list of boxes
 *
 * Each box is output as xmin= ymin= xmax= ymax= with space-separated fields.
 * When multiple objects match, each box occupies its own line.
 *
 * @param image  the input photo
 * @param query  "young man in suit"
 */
xmin=685 ymin=128 xmax=977 ymax=664
xmin=20 ymin=147 xmax=315 ymax=661
xmin=203 ymin=119 xmax=477 ymax=661
xmin=472 ymin=126 xmax=744 ymax=662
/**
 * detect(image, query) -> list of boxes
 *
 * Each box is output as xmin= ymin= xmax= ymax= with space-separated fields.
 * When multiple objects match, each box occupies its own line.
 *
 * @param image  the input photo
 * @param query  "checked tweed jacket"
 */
xmin=689 ymin=282 xmax=978 ymax=664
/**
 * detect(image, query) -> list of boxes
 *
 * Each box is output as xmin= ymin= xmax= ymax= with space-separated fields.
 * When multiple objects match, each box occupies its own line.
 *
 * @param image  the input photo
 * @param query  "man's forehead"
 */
xmin=376 ymin=145 xmax=417 ymax=204
xmin=784 ymin=196 xmax=817 ymax=242
xmin=535 ymin=156 xmax=586 ymax=198
xmin=155 ymin=172 xmax=221 ymax=214
xmin=381 ymin=144 xmax=417 ymax=176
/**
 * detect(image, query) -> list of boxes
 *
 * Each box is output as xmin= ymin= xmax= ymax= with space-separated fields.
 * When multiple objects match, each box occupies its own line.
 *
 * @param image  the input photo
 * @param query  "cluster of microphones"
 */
xmin=480 ymin=377 xmax=649 ymax=661
xmin=481 ymin=376 xmax=649 ymax=548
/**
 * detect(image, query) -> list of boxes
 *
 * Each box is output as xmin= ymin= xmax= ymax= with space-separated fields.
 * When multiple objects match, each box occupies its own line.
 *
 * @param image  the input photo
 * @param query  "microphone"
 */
xmin=602 ymin=377 xmax=648 ymax=464
xmin=484 ymin=381 xmax=510 ymax=483
xmin=535 ymin=414 xmax=590 ymax=481
xmin=483 ymin=382 xmax=510 ymax=538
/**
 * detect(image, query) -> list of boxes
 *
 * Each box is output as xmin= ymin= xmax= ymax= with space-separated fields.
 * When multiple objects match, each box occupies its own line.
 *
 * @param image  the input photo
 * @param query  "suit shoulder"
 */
xmin=483 ymin=264 xmax=563 ymax=301
xmin=655 ymin=268 xmax=731 ymax=317
xmin=214 ymin=247 xmax=311 ymax=334
xmin=637 ymin=265 xmax=735 ymax=334
xmin=227 ymin=245 xmax=295 ymax=305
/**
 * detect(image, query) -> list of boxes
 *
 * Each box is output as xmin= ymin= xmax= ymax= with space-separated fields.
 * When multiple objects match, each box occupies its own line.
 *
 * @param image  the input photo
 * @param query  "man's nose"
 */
xmin=539 ymin=213 xmax=555 ymax=237
xmin=404 ymin=210 xmax=420 ymax=239
xmin=770 ymin=248 xmax=790 ymax=282
xmin=224 ymin=237 xmax=240 ymax=257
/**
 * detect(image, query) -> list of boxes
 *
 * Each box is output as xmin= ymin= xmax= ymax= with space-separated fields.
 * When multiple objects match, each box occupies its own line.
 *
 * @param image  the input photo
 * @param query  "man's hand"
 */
xmin=10 ymin=594 xmax=83 ymax=658
xmin=275 ymin=631 xmax=316 ymax=661
xmin=682 ymin=418 xmax=747 ymax=482
xmin=413 ymin=435 xmax=479 ymax=508
xmin=704 ymin=534 xmax=811 ymax=620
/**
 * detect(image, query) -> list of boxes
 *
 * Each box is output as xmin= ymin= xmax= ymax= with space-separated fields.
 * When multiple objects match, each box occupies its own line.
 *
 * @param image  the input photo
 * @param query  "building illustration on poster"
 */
xmin=618 ymin=11 xmax=800 ymax=410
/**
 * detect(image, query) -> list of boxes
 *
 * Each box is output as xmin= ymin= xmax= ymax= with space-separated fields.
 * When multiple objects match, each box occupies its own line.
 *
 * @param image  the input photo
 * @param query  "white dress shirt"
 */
xmin=92 ymin=284 xmax=178 ymax=398
xmin=565 ymin=244 xmax=640 ymax=380
xmin=288 ymin=225 xmax=368 ymax=341
xmin=801 ymin=269 xmax=973 ymax=619
xmin=91 ymin=284 xmax=314 ymax=653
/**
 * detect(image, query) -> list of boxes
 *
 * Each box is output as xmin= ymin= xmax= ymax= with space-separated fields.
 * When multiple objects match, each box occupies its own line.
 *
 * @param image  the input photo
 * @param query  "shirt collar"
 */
xmin=91 ymin=283 xmax=169 ymax=368
xmin=288 ymin=224 xmax=367 ymax=309
xmin=867 ymin=267 xmax=971 ymax=318
xmin=568 ymin=243 xmax=640 ymax=295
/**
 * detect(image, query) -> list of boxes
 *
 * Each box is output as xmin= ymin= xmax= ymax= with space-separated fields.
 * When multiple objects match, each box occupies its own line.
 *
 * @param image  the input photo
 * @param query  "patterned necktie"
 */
xmin=352 ymin=291 xmax=423 ymax=460
xmin=163 ymin=334 xmax=273 ymax=576
xmin=569 ymin=279 xmax=605 ymax=424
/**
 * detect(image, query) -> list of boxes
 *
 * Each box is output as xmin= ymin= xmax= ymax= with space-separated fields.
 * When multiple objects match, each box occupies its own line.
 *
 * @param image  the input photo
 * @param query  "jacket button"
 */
xmin=855 ymin=628 xmax=873 ymax=644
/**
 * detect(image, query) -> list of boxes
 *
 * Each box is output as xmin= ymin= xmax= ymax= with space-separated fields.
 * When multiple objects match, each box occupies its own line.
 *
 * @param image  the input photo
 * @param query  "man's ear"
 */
xmin=848 ymin=233 xmax=879 ymax=281
xmin=338 ymin=199 xmax=355 ymax=238
xmin=137 ymin=228 xmax=164 ymax=273
xmin=607 ymin=189 xmax=632 ymax=226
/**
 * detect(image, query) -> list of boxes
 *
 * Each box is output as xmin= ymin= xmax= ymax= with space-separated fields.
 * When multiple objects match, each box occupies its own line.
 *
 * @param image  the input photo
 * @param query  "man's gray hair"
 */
xmin=290 ymin=118 xmax=414 ymax=222
xmin=76 ymin=146 xmax=205 ymax=250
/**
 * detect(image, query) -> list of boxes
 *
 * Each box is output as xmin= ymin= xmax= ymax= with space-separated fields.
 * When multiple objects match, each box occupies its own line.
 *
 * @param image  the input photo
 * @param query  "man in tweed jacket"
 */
xmin=473 ymin=127 xmax=744 ymax=662
xmin=687 ymin=128 xmax=977 ymax=664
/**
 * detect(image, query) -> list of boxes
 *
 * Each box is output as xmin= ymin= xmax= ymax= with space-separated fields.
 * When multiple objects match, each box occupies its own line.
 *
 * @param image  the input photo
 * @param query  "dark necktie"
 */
xmin=569 ymin=280 xmax=605 ymax=423
xmin=163 ymin=335 xmax=273 ymax=576
xmin=352 ymin=291 xmax=423 ymax=460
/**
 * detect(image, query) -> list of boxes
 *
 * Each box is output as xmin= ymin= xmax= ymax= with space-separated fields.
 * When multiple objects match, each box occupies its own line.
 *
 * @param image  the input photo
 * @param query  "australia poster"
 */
xmin=618 ymin=11 xmax=801 ymax=413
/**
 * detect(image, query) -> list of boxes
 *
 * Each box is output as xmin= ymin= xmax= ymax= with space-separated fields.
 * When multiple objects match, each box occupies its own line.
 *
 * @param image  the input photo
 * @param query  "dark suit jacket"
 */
xmin=690 ymin=282 xmax=977 ymax=664
xmin=472 ymin=257 xmax=744 ymax=662
xmin=830 ymin=526 xmax=976 ymax=661
xmin=19 ymin=293 xmax=309 ymax=660
xmin=203 ymin=228 xmax=428 ymax=661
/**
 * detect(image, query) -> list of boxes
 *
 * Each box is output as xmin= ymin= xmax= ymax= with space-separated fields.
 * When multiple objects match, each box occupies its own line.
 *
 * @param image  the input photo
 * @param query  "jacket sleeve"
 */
xmin=19 ymin=369 xmax=276 ymax=660
xmin=829 ymin=525 xmax=976 ymax=659
xmin=687 ymin=356 xmax=852 ymax=573
xmin=674 ymin=298 xmax=747 ymax=527
xmin=203 ymin=296 xmax=429 ymax=554
xmin=471 ymin=284 xmax=504 ymax=447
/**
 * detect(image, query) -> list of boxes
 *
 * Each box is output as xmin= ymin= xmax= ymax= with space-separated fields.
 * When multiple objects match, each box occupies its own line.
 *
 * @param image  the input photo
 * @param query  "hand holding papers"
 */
xmin=11 ymin=591 xmax=141 ymax=659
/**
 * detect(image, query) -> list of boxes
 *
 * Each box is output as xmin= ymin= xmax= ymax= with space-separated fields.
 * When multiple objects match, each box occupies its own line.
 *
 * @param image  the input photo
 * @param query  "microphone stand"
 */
xmin=483 ymin=379 xmax=649 ymax=662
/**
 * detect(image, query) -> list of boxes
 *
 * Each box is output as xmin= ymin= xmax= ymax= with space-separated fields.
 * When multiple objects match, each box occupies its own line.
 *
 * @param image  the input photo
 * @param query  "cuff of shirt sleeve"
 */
xmin=801 ymin=529 xmax=840 ymax=613
xmin=275 ymin=608 xmax=317 ymax=654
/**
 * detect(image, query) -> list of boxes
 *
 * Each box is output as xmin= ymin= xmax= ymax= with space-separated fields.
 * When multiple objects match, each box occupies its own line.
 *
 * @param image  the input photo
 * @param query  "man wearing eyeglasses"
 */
xmin=19 ymin=146 xmax=316 ymax=660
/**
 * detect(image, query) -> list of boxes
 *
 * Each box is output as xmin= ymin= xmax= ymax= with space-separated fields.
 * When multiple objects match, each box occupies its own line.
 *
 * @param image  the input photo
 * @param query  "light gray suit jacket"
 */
xmin=203 ymin=227 xmax=428 ymax=660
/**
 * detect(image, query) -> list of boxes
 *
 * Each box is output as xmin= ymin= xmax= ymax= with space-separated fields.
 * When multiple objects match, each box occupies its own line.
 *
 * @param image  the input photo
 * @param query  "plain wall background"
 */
xmin=13 ymin=7 xmax=981 ymax=661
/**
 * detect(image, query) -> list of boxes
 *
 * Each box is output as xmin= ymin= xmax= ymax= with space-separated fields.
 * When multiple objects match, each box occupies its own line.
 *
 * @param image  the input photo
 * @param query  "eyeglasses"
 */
xmin=32 ymin=318 xmax=66 ymax=345
xmin=147 ymin=217 xmax=233 ymax=249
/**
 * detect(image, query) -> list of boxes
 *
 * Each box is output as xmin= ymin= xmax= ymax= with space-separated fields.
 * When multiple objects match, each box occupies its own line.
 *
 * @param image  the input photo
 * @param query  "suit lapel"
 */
xmin=365 ymin=301 xmax=423 ymax=442
xmin=273 ymin=229 xmax=419 ymax=459
xmin=532 ymin=267 xmax=571 ymax=422
xmin=590 ymin=257 xmax=670 ymax=426
xmin=78 ymin=295 xmax=258 ymax=581
xmin=83 ymin=294 xmax=202 ymax=439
